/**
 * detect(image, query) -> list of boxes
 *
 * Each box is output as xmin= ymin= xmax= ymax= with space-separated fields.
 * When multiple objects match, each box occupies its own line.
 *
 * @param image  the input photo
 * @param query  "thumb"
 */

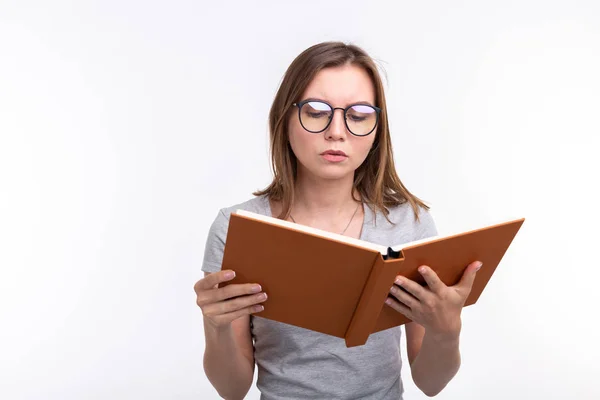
xmin=457 ymin=261 xmax=482 ymax=293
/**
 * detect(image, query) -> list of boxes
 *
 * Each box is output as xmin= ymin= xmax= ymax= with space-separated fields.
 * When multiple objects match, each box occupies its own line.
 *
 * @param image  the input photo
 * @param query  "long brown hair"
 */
xmin=253 ymin=41 xmax=430 ymax=223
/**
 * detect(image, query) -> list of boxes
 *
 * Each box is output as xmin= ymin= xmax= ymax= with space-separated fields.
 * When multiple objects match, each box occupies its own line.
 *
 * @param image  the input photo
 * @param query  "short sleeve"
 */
xmin=201 ymin=209 xmax=230 ymax=273
xmin=413 ymin=206 xmax=438 ymax=241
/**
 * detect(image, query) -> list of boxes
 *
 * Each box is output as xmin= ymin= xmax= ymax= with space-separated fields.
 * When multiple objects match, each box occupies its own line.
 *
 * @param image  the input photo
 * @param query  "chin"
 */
xmin=304 ymin=164 xmax=356 ymax=181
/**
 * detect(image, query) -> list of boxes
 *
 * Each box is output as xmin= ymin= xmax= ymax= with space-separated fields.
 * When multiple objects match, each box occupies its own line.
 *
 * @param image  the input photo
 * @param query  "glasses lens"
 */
xmin=346 ymin=105 xmax=378 ymax=136
xmin=299 ymin=101 xmax=332 ymax=132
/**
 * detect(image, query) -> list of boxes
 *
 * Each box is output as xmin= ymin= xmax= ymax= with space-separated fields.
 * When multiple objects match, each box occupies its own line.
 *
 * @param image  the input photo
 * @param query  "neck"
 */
xmin=292 ymin=170 xmax=359 ymax=220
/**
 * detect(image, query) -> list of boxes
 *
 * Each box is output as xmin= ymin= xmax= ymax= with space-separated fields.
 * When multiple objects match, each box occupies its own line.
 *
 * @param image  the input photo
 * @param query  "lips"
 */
xmin=320 ymin=150 xmax=348 ymax=163
xmin=321 ymin=150 xmax=347 ymax=156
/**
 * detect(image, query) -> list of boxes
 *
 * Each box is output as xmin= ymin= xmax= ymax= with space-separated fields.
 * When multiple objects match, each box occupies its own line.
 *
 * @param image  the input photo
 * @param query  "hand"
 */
xmin=385 ymin=261 xmax=483 ymax=338
xmin=194 ymin=270 xmax=267 ymax=330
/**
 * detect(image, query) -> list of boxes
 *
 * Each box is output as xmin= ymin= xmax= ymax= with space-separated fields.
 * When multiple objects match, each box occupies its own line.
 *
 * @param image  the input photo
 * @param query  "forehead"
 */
xmin=301 ymin=64 xmax=376 ymax=105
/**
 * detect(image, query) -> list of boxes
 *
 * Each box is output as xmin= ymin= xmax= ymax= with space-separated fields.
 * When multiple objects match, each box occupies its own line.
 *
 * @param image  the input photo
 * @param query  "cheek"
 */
xmin=287 ymin=120 xmax=300 ymax=148
xmin=353 ymin=136 xmax=376 ymax=161
xmin=288 ymin=119 xmax=311 ymax=156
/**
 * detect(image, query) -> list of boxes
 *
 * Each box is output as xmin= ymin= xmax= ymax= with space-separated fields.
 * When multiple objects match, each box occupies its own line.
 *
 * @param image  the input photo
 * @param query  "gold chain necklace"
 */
xmin=289 ymin=202 xmax=361 ymax=235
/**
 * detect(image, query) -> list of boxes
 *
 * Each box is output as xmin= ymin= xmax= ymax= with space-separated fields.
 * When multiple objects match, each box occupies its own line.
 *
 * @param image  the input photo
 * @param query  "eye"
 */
xmin=347 ymin=114 xmax=367 ymax=122
xmin=303 ymin=101 xmax=332 ymax=119
xmin=347 ymin=105 xmax=376 ymax=123
xmin=307 ymin=111 xmax=330 ymax=119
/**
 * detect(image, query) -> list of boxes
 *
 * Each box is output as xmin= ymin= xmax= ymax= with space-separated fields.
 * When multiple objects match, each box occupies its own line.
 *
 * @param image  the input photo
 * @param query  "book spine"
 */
xmin=344 ymin=255 xmax=404 ymax=347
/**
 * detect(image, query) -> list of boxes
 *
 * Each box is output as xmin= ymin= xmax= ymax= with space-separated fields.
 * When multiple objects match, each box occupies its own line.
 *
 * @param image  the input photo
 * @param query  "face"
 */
xmin=287 ymin=64 xmax=378 ymax=181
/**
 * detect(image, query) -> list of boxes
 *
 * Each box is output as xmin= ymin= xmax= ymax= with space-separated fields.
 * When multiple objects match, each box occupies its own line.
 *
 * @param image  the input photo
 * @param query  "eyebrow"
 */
xmin=302 ymin=97 xmax=376 ymax=107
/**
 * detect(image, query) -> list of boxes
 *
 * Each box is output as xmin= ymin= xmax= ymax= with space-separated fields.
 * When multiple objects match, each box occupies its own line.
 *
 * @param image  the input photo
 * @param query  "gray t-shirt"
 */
xmin=201 ymin=194 xmax=437 ymax=400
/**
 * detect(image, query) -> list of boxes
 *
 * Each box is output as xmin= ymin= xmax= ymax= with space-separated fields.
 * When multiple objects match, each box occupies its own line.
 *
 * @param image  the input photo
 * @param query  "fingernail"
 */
xmin=251 ymin=285 xmax=262 ymax=293
xmin=224 ymin=271 xmax=235 ymax=279
xmin=418 ymin=266 xmax=427 ymax=274
xmin=385 ymin=298 xmax=392 ymax=305
xmin=395 ymin=277 xmax=403 ymax=285
xmin=475 ymin=262 xmax=483 ymax=271
xmin=253 ymin=305 xmax=264 ymax=312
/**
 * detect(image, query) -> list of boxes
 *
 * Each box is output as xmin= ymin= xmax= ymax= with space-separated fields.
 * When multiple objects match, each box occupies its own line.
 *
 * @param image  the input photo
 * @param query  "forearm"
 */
xmin=203 ymin=322 xmax=254 ymax=400
xmin=410 ymin=330 xmax=461 ymax=397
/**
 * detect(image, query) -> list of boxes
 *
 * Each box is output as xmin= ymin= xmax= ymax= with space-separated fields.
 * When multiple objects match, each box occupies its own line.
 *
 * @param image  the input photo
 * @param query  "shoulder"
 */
xmin=207 ymin=194 xmax=270 ymax=236
xmin=215 ymin=194 xmax=270 ymax=221
xmin=201 ymin=195 xmax=269 ymax=273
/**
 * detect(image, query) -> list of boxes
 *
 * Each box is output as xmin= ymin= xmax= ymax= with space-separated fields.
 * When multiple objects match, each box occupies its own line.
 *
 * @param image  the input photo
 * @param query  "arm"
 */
xmin=203 ymin=312 xmax=255 ymax=399
xmin=405 ymin=322 xmax=461 ymax=397
xmin=386 ymin=261 xmax=482 ymax=397
xmin=196 ymin=270 xmax=267 ymax=400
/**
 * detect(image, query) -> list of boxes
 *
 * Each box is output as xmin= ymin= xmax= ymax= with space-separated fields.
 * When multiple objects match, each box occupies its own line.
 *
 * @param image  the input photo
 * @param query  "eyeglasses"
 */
xmin=292 ymin=100 xmax=381 ymax=137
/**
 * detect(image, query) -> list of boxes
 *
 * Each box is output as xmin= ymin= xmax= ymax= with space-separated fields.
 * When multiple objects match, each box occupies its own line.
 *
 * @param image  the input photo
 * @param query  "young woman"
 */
xmin=194 ymin=41 xmax=482 ymax=400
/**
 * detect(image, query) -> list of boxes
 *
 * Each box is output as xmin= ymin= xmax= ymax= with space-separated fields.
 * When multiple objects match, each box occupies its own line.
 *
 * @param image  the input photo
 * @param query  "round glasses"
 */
xmin=292 ymin=100 xmax=381 ymax=137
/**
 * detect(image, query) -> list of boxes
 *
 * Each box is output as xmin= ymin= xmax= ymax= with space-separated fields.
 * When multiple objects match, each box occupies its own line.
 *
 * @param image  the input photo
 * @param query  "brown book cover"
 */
xmin=220 ymin=210 xmax=525 ymax=347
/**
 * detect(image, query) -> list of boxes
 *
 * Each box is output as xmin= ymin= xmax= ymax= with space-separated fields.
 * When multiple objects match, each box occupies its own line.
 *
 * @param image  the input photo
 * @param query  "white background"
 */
xmin=1 ymin=1 xmax=599 ymax=399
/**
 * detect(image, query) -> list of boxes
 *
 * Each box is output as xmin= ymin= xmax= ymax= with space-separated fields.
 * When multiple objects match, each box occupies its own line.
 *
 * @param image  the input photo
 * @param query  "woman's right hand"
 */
xmin=194 ymin=269 xmax=267 ymax=330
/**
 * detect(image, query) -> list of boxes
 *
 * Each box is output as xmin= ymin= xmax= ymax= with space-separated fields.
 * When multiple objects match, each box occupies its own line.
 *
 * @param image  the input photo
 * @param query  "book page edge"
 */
xmin=233 ymin=209 xmax=388 ymax=254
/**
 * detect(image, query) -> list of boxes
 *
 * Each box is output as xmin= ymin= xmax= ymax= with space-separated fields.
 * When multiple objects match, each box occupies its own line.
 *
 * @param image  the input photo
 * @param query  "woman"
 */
xmin=194 ymin=41 xmax=482 ymax=400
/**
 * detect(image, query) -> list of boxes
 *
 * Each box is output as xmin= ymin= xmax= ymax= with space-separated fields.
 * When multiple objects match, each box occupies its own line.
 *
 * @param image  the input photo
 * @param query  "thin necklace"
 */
xmin=289 ymin=202 xmax=361 ymax=235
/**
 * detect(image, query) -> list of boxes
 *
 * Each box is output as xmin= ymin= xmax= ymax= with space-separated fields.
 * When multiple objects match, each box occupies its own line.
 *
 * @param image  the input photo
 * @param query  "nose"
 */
xmin=324 ymin=108 xmax=348 ymax=140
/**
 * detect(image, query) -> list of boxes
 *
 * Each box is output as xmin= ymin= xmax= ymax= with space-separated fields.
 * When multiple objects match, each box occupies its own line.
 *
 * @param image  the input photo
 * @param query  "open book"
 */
xmin=220 ymin=209 xmax=525 ymax=347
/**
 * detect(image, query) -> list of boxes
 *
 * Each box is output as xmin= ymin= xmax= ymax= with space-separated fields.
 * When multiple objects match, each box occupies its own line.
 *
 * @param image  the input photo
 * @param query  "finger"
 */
xmin=389 ymin=284 xmax=418 ymax=309
xmin=197 ymin=282 xmax=263 ymax=307
xmin=211 ymin=304 xmax=265 ymax=326
xmin=203 ymin=292 xmax=268 ymax=316
xmin=418 ymin=265 xmax=446 ymax=293
xmin=385 ymin=296 xmax=414 ymax=319
xmin=455 ymin=261 xmax=482 ymax=294
xmin=195 ymin=270 xmax=236 ymax=292
xmin=211 ymin=283 xmax=264 ymax=303
xmin=394 ymin=275 xmax=429 ymax=301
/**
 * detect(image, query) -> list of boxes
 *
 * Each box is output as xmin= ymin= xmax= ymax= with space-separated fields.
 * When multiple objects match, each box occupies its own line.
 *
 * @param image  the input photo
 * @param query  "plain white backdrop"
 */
xmin=1 ymin=1 xmax=599 ymax=399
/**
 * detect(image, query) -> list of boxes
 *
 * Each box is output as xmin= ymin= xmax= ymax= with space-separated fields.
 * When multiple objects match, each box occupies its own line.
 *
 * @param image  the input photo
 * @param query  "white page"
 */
xmin=234 ymin=209 xmax=524 ymax=256
xmin=234 ymin=209 xmax=418 ymax=255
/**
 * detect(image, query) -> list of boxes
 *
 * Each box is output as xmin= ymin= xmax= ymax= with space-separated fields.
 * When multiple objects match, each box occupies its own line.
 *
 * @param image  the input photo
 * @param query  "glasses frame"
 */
xmin=292 ymin=99 xmax=381 ymax=137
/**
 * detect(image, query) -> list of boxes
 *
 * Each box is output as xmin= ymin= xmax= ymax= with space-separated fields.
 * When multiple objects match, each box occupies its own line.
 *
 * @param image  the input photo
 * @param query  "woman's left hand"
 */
xmin=385 ymin=260 xmax=483 ymax=338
